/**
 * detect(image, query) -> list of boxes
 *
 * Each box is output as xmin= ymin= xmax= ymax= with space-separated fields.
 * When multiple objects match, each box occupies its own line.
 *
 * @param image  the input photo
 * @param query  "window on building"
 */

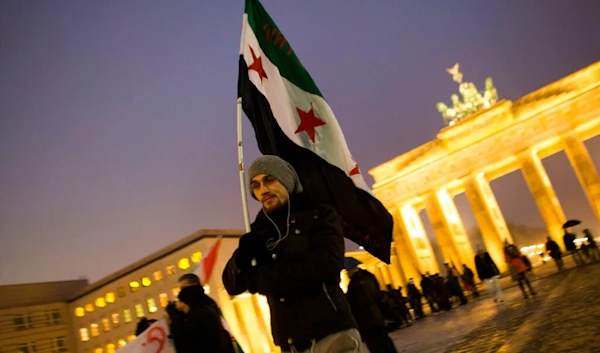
xmin=191 ymin=251 xmax=202 ymax=263
xmin=94 ymin=349 xmax=104 ymax=353
xmin=153 ymin=270 xmax=163 ymax=281
xmin=106 ymin=343 xmax=116 ymax=353
xmin=85 ymin=303 xmax=95 ymax=312
xmin=172 ymin=287 xmax=180 ymax=298
xmin=146 ymin=298 xmax=158 ymax=313
xmin=105 ymin=292 xmax=116 ymax=303
xmin=129 ymin=281 xmax=140 ymax=292
xmin=134 ymin=304 xmax=144 ymax=318
xmin=80 ymin=328 xmax=90 ymax=342
xmin=14 ymin=314 xmax=32 ymax=330
xmin=141 ymin=276 xmax=151 ymax=287
xmin=111 ymin=313 xmax=120 ymax=328
xmin=178 ymin=258 xmax=190 ymax=270
xmin=101 ymin=318 xmax=110 ymax=332
xmin=127 ymin=335 xmax=136 ymax=342
xmin=16 ymin=342 xmax=36 ymax=353
xmin=74 ymin=307 xmax=85 ymax=317
xmin=90 ymin=323 xmax=99 ymax=337
xmin=123 ymin=309 xmax=133 ymax=323
xmin=166 ymin=265 xmax=176 ymax=275
xmin=53 ymin=337 xmax=67 ymax=352
xmin=117 ymin=287 xmax=127 ymax=297
xmin=158 ymin=293 xmax=169 ymax=308
xmin=46 ymin=310 xmax=61 ymax=325
xmin=117 ymin=339 xmax=127 ymax=348
xmin=95 ymin=297 xmax=107 ymax=308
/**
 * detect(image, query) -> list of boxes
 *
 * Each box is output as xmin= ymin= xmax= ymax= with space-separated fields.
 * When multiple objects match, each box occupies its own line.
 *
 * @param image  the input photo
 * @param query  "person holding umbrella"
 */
xmin=563 ymin=220 xmax=585 ymax=266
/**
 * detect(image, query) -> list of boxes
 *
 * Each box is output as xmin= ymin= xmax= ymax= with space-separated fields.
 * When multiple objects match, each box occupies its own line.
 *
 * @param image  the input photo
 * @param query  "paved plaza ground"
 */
xmin=379 ymin=256 xmax=600 ymax=353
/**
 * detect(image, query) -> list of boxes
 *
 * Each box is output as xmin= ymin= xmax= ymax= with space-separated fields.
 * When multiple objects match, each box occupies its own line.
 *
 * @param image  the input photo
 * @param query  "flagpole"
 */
xmin=237 ymin=97 xmax=252 ymax=233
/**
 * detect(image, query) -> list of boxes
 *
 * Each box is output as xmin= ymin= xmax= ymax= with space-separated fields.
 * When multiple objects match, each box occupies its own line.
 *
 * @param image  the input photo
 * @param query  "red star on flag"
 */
xmin=295 ymin=105 xmax=326 ymax=142
xmin=350 ymin=164 xmax=361 ymax=176
xmin=248 ymin=46 xmax=268 ymax=82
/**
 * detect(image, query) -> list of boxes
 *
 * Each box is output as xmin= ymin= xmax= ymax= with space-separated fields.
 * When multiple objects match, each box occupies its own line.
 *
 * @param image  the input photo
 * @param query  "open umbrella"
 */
xmin=563 ymin=220 xmax=581 ymax=229
xmin=344 ymin=257 xmax=362 ymax=269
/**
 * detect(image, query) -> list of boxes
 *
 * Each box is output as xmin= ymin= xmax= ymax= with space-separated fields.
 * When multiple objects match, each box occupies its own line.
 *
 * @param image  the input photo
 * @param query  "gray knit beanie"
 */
xmin=248 ymin=155 xmax=303 ymax=199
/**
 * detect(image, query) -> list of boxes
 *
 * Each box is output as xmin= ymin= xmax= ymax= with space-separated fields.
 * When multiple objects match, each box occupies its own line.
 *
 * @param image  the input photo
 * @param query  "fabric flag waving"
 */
xmin=115 ymin=319 xmax=175 ymax=353
xmin=190 ymin=237 xmax=223 ymax=285
xmin=238 ymin=0 xmax=393 ymax=262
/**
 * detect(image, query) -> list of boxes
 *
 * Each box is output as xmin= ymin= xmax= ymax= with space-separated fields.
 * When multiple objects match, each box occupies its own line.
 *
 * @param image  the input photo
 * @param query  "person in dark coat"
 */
xmin=222 ymin=155 xmax=361 ymax=353
xmin=584 ymin=229 xmax=600 ymax=261
xmin=504 ymin=244 xmax=536 ymax=299
xmin=420 ymin=273 xmax=439 ymax=313
xmin=346 ymin=267 xmax=397 ymax=353
xmin=461 ymin=264 xmax=479 ymax=297
xmin=445 ymin=265 xmax=468 ymax=305
xmin=168 ymin=285 xmax=235 ymax=353
xmin=474 ymin=246 xmax=504 ymax=303
xmin=564 ymin=230 xmax=584 ymax=265
xmin=545 ymin=236 xmax=564 ymax=270
xmin=405 ymin=279 xmax=424 ymax=319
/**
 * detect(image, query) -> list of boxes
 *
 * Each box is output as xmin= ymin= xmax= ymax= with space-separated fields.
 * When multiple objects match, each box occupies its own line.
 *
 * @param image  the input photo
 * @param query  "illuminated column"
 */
xmin=388 ymin=246 xmax=404 ymax=288
xmin=395 ymin=205 xmax=440 ymax=282
xmin=563 ymin=135 xmax=600 ymax=223
xmin=251 ymin=295 xmax=275 ymax=353
xmin=463 ymin=173 xmax=512 ymax=273
xmin=519 ymin=151 xmax=566 ymax=246
xmin=424 ymin=189 xmax=476 ymax=273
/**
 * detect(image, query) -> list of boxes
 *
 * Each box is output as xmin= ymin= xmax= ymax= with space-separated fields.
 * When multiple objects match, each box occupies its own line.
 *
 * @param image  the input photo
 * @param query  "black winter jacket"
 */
xmin=474 ymin=252 xmax=500 ymax=280
xmin=345 ymin=269 xmax=385 ymax=335
xmin=222 ymin=195 xmax=357 ymax=351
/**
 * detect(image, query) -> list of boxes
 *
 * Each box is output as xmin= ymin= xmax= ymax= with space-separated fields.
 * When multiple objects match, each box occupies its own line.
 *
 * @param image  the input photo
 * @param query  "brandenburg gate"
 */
xmin=362 ymin=60 xmax=600 ymax=282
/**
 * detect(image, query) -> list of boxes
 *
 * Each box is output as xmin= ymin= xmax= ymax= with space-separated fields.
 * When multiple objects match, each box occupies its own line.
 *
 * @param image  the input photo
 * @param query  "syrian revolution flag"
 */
xmin=238 ymin=0 xmax=393 ymax=262
xmin=115 ymin=319 xmax=175 ymax=353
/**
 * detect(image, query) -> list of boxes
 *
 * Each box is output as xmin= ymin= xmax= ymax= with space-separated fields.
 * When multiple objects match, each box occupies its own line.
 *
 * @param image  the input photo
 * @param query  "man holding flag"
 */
xmin=223 ymin=156 xmax=362 ymax=352
xmin=228 ymin=0 xmax=393 ymax=350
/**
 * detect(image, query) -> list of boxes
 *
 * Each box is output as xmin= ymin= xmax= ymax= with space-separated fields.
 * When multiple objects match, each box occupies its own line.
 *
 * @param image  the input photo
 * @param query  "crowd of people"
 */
xmin=132 ymin=155 xmax=597 ymax=353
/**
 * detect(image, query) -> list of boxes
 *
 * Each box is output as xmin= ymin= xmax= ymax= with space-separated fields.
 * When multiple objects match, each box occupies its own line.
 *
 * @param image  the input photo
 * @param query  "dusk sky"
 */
xmin=1 ymin=0 xmax=600 ymax=285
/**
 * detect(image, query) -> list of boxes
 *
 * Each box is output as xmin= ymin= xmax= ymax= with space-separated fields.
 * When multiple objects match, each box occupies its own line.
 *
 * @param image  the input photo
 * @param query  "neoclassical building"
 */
xmin=368 ymin=60 xmax=600 ymax=282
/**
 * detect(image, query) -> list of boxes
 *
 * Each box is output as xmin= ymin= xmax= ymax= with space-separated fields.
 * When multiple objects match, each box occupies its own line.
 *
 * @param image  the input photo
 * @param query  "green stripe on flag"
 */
xmin=245 ymin=0 xmax=322 ymax=97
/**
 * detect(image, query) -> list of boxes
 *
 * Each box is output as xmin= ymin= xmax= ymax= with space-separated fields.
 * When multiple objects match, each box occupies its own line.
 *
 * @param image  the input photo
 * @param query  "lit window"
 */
xmin=101 ymin=318 xmax=110 ymax=332
xmin=17 ymin=343 xmax=36 ymax=353
xmin=111 ymin=313 xmax=120 ymax=328
xmin=105 ymin=292 xmax=116 ymax=303
xmin=106 ymin=343 xmax=116 ymax=353
xmin=172 ymin=287 xmax=180 ymax=298
xmin=118 ymin=339 xmax=127 ymax=348
xmin=90 ymin=323 xmax=99 ymax=337
xmin=153 ymin=271 xmax=163 ymax=281
xmin=123 ymin=309 xmax=133 ymax=323
xmin=80 ymin=328 xmax=90 ymax=342
xmin=141 ymin=276 xmax=151 ymax=287
xmin=134 ymin=304 xmax=145 ymax=318
xmin=158 ymin=293 xmax=169 ymax=308
xmin=95 ymin=297 xmax=107 ymax=308
xmin=85 ymin=303 xmax=95 ymax=312
xmin=178 ymin=258 xmax=190 ymax=270
xmin=166 ymin=265 xmax=176 ymax=275
xmin=129 ymin=281 xmax=140 ymax=292
xmin=74 ymin=307 xmax=85 ymax=317
xmin=54 ymin=337 xmax=67 ymax=352
xmin=127 ymin=335 xmax=136 ymax=342
xmin=203 ymin=284 xmax=210 ymax=295
xmin=191 ymin=251 xmax=202 ymax=263
xmin=46 ymin=309 xmax=61 ymax=325
xmin=146 ymin=298 xmax=158 ymax=313
xmin=117 ymin=287 xmax=126 ymax=297
xmin=94 ymin=349 xmax=104 ymax=353
xmin=14 ymin=313 xmax=33 ymax=330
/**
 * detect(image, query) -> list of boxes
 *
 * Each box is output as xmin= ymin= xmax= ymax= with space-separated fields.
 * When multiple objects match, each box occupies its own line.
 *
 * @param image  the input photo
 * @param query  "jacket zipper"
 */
xmin=322 ymin=283 xmax=338 ymax=312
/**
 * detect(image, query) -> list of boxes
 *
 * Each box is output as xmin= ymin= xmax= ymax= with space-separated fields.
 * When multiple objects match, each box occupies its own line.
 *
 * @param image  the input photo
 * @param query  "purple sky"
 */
xmin=1 ymin=0 xmax=600 ymax=285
